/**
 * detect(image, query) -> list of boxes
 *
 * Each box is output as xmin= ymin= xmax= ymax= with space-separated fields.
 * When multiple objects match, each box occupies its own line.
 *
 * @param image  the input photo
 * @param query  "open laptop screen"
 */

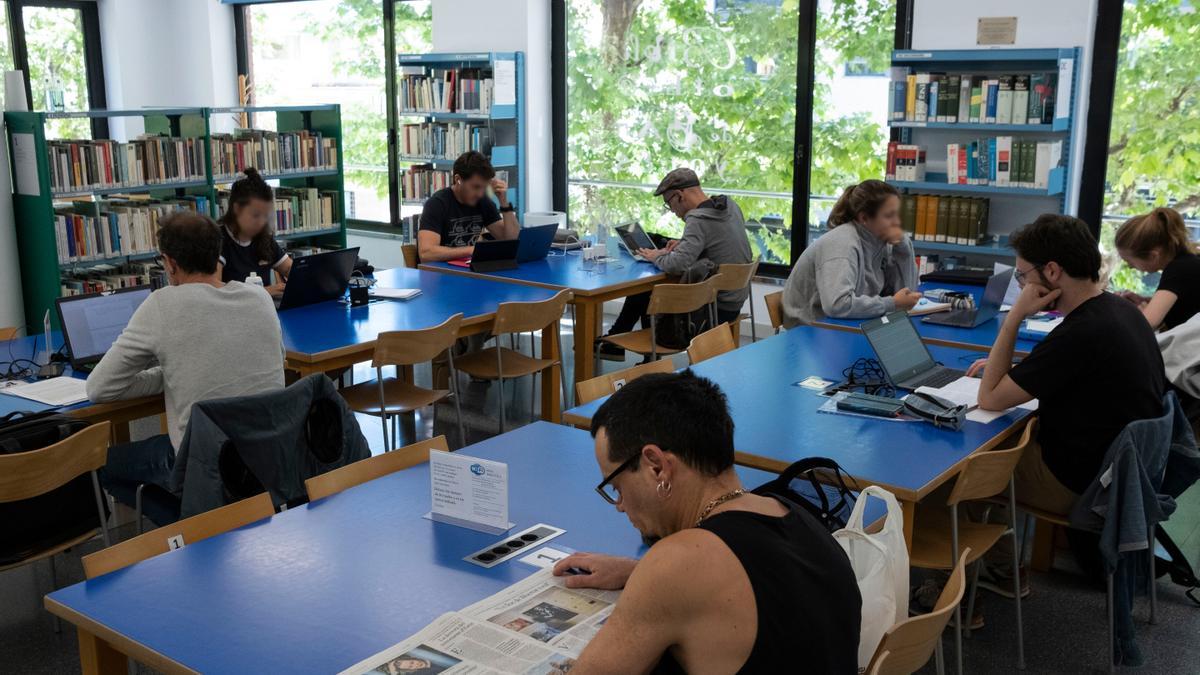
xmin=861 ymin=311 xmax=938 ymax=384
xmin=56 ymin=286 xmax=152 ymax=366
xmin=614 ymin=223 xmax=657 ymax=252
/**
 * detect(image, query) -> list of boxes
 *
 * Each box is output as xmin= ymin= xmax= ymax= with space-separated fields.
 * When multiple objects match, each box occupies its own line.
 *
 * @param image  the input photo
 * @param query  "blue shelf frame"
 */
xmin=394 ymin=51 xmax=526 ymax=222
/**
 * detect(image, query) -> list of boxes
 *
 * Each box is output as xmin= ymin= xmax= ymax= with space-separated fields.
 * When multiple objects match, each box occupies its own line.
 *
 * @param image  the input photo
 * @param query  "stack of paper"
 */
xmin=370 ymin=287 xmax=422 ymax=300
xmin=2 ymin=377 xmax=89 ymax=406
xmin=909 ymin=297 xmax=952 ymax=316
xmin=913 ymin=376 xmax=1037 ymax=424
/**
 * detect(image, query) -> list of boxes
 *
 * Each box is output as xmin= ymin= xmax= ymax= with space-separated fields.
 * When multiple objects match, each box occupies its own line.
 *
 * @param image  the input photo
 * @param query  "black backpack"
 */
xmin=752 ymin=457 xmax=859 ymax=533
xmin=0 ymin=411 xmax=108 ymax=566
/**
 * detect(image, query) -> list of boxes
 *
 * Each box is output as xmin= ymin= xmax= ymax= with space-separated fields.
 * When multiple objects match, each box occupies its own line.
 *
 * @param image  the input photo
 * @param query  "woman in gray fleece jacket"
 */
xmin=782 ymin=180 xmax=921 ymax=327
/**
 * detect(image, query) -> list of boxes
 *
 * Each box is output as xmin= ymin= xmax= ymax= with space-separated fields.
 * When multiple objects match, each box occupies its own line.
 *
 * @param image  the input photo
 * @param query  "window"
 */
xmin=1100 ymin=0 xmax=1200 ymax=293
xmin=245 ymin=0 xmax=432 ymax=224
xmin=12 ymin=1 xmax=106 ymax=139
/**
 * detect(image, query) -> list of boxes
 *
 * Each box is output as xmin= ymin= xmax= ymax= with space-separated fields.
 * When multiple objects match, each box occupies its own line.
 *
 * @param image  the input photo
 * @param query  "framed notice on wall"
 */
xmin=977 ymin=17 xmax=1018 ymax=45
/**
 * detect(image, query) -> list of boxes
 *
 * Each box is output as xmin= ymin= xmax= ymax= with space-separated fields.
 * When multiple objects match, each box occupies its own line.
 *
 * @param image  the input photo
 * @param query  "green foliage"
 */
xmin=23 ymin=7 xmax=89 ymax=139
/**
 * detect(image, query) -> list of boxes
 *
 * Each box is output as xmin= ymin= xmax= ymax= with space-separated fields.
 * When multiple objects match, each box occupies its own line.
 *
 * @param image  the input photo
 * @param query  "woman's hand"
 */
xmin=1118 ymin=290 xmax=1148 ymax=306
xmin=552 ymin=553 xmax=638 ymax=590
xmin=265 ymin=281 xmax=286 ymax=299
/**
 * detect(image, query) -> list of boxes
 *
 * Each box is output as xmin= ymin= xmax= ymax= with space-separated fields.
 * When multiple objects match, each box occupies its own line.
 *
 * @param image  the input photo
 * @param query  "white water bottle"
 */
xmin=245 ymin=272 xmax=264 ymax=288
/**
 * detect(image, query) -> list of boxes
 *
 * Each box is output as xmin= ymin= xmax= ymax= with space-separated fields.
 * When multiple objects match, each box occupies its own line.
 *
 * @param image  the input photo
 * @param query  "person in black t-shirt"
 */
xmin=969 ymin=214 xmax=1165 ymax=515
xmin=417 ymin=151 xmax=518 ymax=262
xmin=1114 ymin=207 xmax=1200 ymax=330
xmin=217 ymin=168 xmax=292 ymax=298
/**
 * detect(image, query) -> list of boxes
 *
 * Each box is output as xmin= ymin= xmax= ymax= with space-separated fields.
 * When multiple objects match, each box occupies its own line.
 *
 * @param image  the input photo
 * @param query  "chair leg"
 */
xmin=377 ymin=367 xmax=390 ymax=452
xmin=1149 ymin=547 xmax=1158 ymax=625
xmin=496 ymin=347 xmax=506 ymax=433
xmin=90 ymin=470 xmax=110 ymax=547
xmin=964 ymin=560 xmax=982 ymax=639
xmin=1107 ymin=572 xmax=1115 ymax=672
xmin=1009 ymin=482 xmax=1026 ymax=669
xmin=379 ymin=413 xmax=391 ymax=452
xmin=447 ymin=353 xmax=466 ymax=448
xmin=749 ymin=291 xmax=758 ymax=343
xmin=951 ymin=504 xmax=963 ymax=675
xmin=557 ymin=328 xmax=570 ymax=409
xmin=47 ymin=557 xmax=61 ymax=633
xmin=935 ymin=635 xmax=946 ymax=675
xmin=135 ymin=483 xmax=146 ymax=536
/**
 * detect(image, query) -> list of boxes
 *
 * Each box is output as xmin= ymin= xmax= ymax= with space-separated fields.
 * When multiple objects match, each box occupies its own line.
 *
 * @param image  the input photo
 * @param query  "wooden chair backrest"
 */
xmin=866 ymin=548 xmax=970 ymax=675
xmin=401 ymin=244 xmax=419 ymax=269
xmin=647 ymin=275 xmax=720 ymax=316
xmin=687 ymin=322 xmax=738 ymax=364
xmin=0 ymin=422 xmax=111 ymax=503
xmin=493 ymin=290 xmax=573 ymax=335
xmin=947 ymin=418 xmax=1035 ymax=506
xmin=712 ymin=262 xmax=758 ymax=292
xmin=373 ymin=313 xmax=463 ymax=367
xmin=576 ymin=359 xmax=675 ymax=405
xmin=763 ymin=291 xmax=784 ymax=332
xmin=82 ymin=492 xmax=274 ymax=579
xmin=305 ymin=435 xmax=448 ymax=501
xmin=0 ymin=326 xmax=16 ymax=341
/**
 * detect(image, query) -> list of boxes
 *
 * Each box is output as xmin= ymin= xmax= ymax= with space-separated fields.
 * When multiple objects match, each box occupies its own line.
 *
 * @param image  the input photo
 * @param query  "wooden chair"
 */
xmin=687 ymin=322 xmax=738 ymax=364
xmin=576 ymin=359 xmax=675 ymax=405
xmin=866 ymin=549 xmax=971 ymax=675
xmin=306 ymin=436 xmax=447 ymax=501
xmin=763 ymin=290 xmax=785 ymax=334
xmin=455 ymin=290 xmax=572 ymax=433
xmin=401 ymin=244 xmax=419 ymax=268
xmin=598 ymin=275 xmax=721 ymax=366
xmin=0 ymin=326 xmax=17 ymax=341
xmin=713 ymin=262 xmax=759 ymax=341
xmin=909 ymin=420 xmax=1034 ymax=674
xmin=82 ymin=493 xmax=274 ymax=579
xmin=339 ymin=313 xmax=466 ymax=450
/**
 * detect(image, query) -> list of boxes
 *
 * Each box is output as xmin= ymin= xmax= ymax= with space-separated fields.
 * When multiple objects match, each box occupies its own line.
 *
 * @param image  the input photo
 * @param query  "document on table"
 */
xmin=2 ymin=377 xmax=88 ymax=406
xmin=370 ymin=287 xmax=422 ymax=300
xmin=909 ymin=297 xmax=952 ymax=316
xmin=914 ymin=376 xmax=1037 ymax=424
xmin=338 ymin=568 xmax=620 ymax=675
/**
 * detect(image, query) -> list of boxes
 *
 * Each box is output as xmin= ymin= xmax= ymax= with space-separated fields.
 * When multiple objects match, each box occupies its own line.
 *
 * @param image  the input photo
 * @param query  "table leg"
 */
xmin=1030 ymin=520 xmax=1056 ymax=573
xmin=574 ymin=300 xmax=599 ymax=383
xmin=541 ymin=320 xmax=562 ymax=423
xmin=901 ymin=498 xmax=916 ymax=555
xmin=77 ymin=627 xmax=127 ymax=675
xmin=110 ymin=422 xmax=130 ymax=445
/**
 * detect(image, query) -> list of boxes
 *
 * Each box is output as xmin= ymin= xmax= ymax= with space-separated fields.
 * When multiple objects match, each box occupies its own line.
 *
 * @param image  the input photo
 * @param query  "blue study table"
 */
xmin=45 ymin=422 xmax=779 ymax=675
xmin=420 ymin=244 xmax=666 ymax=383
xmin=811 ymin=282 xmax=1040 ymax=356
xmin=562 ymin=327 xmax=1033 ymax=548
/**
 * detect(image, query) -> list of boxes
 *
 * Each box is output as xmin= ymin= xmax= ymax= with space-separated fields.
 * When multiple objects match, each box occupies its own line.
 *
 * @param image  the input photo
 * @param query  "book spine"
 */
xmin=914 ymin=73 xmax=930 ymax=122
xmin=984 ymin=79 xmax=999 ymax=123
xmin=996 ymin=74 xmax=1014 ymax=125
xmin=1012 ymin=75 xmax=1031 ymax=125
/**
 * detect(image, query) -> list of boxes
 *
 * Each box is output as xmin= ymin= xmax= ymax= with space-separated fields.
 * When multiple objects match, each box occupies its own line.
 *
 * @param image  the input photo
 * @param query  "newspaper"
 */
xmin=339 ymin=569 xmax=620 ymax=675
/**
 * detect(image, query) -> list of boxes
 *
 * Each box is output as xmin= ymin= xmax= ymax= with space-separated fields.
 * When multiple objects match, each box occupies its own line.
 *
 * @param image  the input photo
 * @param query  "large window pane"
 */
xmin=1101 ymin=0 xmax=1200 ymax=293
xmin=249 ymin=0 xmax=432 ymax=223
xmin=24 ymin=6 xmax=90 ymax=139
xmin=567 ymin=0 xmax=799 ymax=264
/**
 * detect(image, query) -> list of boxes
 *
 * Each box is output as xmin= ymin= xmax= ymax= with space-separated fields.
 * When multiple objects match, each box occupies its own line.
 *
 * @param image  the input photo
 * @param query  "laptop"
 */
xmin=469 ymin=239 xmax=520 ymax=272
xmin=277 ymin=247 xmax=359 ymax=310
xmin=614 ymin=222 xmax=658 ymax=262
xmin=516 ymin=224 xmax=558 ymax=263
xmin=55 ymin=286 xmax=153 ymax=371
xmin=861 ymin=311 xmax=966 ymax=389
xmin=922 ymin=268 xmax=1014 ymax=328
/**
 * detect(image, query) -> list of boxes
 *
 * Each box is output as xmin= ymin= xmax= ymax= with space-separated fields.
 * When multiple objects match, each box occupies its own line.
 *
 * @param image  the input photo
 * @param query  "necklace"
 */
xmin=695 ymin=489 xmax=746 ymax=526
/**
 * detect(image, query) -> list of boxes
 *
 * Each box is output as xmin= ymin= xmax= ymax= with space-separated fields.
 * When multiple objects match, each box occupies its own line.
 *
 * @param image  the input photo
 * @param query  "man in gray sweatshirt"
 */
xmin=600 ymin=168 xmax=753 ymax=359
xmin=87 ymin=212 xmax=286 ymax=510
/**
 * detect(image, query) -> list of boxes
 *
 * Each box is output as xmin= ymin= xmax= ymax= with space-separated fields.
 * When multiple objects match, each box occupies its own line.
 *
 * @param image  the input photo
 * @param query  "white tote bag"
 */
xmin=833 ymin=485 xmax=911 ymax=669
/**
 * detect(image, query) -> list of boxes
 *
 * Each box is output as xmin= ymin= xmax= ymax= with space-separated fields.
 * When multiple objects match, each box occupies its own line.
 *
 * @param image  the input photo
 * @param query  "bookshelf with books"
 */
xmin=395 ymin=52 xmax=525 ymax=231
xmin=885 ymin=48 xmax=1081 ymax=260
xmin=6 ymin=105 xmax=348 ymax=328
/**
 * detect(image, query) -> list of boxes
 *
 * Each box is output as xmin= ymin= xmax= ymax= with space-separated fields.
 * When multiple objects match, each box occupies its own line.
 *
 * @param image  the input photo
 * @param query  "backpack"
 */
xmin=752 ymin=457 xmax=859 ymax=533
xmin=653 ymin=263 xmax=716 ymax=350
xmin=0 ymin=411 xmax=108 ymax=566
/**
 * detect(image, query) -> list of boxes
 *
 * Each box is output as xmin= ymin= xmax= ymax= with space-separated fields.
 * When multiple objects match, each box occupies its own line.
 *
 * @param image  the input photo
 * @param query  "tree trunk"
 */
xmin=602 ymin=0 xmax=643 ymax=66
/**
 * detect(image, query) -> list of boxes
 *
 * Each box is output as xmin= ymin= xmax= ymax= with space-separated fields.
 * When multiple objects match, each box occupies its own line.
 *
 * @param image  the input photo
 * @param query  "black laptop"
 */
xmin=516 ymin=224 xmax=558 ymax=263
xmin=277 ymin=247 xmax=360 ymax=310
xmin=55 ymin=286 xmax=153 ymax=370
xmin=614 ymin=222 xmax=658 ymax=262
xmin=861 ymin=311 xmax=965 ymax=389
xmin=470 ymin=239 xmax=520 ymax=272
xmin=923 ymin=268 xmax=1013 ymax=328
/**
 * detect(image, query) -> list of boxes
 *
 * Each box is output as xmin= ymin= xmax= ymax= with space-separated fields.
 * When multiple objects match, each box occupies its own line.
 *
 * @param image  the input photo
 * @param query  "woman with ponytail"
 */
xmin=1115 ymin=207 xmax=1200 ymax=330
xmin=217 ymin=168 xmax=292 ymax=297
xmin=781 ymin=179 xmax=921 ymax=327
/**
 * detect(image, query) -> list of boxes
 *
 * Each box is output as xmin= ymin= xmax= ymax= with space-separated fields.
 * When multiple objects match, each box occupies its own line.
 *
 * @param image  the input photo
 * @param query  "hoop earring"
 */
xmin=656 ymin=481 xmax=672 ymax=498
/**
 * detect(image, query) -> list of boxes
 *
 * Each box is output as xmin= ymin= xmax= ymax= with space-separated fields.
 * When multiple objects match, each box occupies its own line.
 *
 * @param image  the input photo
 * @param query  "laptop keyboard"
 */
xmin=911 ymin=367 xmax=964 ymax=389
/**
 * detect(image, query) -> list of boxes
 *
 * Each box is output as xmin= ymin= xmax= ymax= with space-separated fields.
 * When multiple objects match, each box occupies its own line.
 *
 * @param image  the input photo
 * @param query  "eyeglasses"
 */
xmin=662 ymin=192 xmax=682 ymax=211
xmin=595 ymin=455 xmax=639 ymax=505
xmin=1013 ymin=264 xmax=1044 ymax=286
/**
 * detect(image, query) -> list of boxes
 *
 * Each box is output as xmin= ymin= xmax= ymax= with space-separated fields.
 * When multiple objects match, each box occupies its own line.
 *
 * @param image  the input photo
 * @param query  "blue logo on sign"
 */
xmin=470 ymin=464 xmax=485 ymax=476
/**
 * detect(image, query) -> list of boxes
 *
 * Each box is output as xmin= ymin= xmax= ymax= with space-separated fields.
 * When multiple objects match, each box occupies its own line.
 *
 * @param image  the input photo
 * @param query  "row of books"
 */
xmin=901 ymin=194 xmax=991 ymax=245
xmin=211 ymin=129 xmax=337 ymax=180
xmin=885 ymin=143 xmax=928 ymax=182
xmin=61 ymin=261 xmax=167 ymax=296
xmin=55 ymin=196 xmax=210 ymax=265
xmin=946 ymin=139 xmax=1063 ymax=189
xmin=889 ymin=70 xmax=1057 ymax=125
xmin=400 ymin=122 xmax=493 ymax=159
xmin=401 ymin=165 xmax=452 ymax=201
xmin=217 ymin=186 xmax=339 ymax=236
xmin=398 ymin=66 xmax=494 ymax=114
xmin=47 ymin=136 xmax=207 ymax=194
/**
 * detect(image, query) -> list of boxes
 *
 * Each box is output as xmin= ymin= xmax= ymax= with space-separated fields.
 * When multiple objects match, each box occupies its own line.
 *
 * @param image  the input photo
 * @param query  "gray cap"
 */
xmin=653 ymin=167 xmax=701 ymax=196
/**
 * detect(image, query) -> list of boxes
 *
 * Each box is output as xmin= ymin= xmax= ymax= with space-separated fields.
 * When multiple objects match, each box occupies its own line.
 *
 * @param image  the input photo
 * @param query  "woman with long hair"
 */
xmin=217 ymin=168 xmax=292 ymax=297
xmin=1115 ymin=206 xmax=1200 ymax=330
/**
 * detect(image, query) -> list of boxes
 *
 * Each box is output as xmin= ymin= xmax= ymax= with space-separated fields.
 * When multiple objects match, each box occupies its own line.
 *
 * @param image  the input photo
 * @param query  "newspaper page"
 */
xmin=340 ymin=569 xmax=621 ymax=675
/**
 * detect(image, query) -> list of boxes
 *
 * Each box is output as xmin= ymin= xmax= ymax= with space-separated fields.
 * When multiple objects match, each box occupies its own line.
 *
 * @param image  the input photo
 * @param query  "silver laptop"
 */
xmin=861 ymin=311 xmax=965 ymax=389
xmin=923 ymin=268 xmax=1014 ymax=328
xmin=613 ymin=222 xmax=658 ymax=262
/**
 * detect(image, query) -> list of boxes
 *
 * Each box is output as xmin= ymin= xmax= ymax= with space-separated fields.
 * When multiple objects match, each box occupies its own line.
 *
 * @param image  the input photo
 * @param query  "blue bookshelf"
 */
xmin=887 ymin=47 xmax=1081 ymax=260
xmin=395 ymin=52 xmax=526 ymax=228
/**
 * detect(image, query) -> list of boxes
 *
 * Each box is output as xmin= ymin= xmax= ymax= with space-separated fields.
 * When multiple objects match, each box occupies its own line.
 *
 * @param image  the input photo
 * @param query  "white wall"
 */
xmin=911 ymin=0 xmax=1099 ymax=215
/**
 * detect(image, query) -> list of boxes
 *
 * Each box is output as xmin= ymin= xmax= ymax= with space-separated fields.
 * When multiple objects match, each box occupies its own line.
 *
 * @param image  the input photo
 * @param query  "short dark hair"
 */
xmin=452 ymin=150 xmax=495 ymax=182
xmin=157 ymin=211 xmax=223 ymax=275
xmin=590 ymin=370 xmax=735 ymax=477
xmin=1008 ymin=214 xmax=1101 ymax=282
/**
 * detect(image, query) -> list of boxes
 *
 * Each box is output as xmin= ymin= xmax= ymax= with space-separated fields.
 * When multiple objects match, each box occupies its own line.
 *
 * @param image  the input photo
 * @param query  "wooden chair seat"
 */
xmin=340 ymin=378 xmax=451 ymax=414
xmin=455 ymin=347 xmax=559 ymax=380
xmin=909 ymin=503 xmax=1007 ymax=570
xmin=598 ymin=329 xmax=683 ymax=357
xmin=0 ymin=529 xmax=102 ymax=573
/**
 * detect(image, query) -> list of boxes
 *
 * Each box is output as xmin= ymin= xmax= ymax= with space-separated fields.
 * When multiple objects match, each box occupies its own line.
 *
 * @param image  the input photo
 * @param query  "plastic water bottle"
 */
xmin=245 ymin=272 xmax=264 ymax=288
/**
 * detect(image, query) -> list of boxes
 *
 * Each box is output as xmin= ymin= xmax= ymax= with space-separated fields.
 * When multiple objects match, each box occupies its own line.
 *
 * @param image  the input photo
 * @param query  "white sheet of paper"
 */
xmin=994 ymin=262 xmax=1020 ymax=307
xmin=429 ymin=450 xmax=509 ymax=533
xmin=1056 ymin=58 xmax=1074 ymax=121
xmin=2 ymin=376 xmax=88 ymax=406
xmin=1023 ymin=317 xmax=1063 ymax=334
xmin=11 ymin=132 xmax=39 ymax=196
xmin=494 ymin=59 xmax=516 ymax=106
xmin=370 ymin=287 xmax=421 ymax=300
xmin=518 ymin=546 xmax=573 ymax=569
xmin=914 ymin=376 xmax=1037 ymax=424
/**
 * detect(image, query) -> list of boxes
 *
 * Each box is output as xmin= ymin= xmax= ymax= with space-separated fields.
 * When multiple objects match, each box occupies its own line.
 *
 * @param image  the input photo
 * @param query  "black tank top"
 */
xmin=651 ymin=502 xmax=861 ymax=674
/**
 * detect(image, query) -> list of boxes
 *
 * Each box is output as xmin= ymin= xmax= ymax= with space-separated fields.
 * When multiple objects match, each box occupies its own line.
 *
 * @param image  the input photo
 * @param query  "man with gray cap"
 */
xmin=599 ymin=167 xmax=753 ymax=360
